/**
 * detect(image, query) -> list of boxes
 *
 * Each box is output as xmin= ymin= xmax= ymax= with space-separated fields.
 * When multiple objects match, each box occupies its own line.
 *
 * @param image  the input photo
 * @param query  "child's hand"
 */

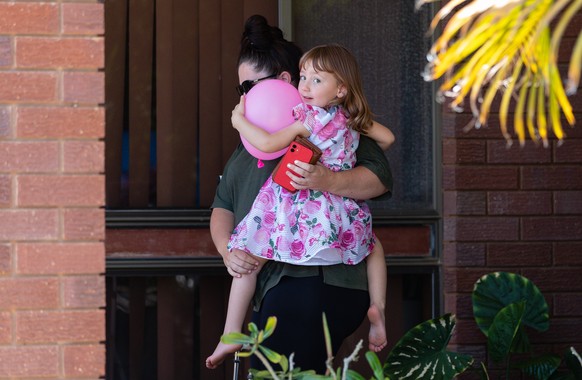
xmin=231 ymin=95 xmax=246 ymax=130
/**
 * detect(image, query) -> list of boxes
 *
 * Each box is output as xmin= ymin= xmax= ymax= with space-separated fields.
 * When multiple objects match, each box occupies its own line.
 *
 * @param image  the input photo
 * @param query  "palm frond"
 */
xmin=420 ymin=0 xmax=581 ymax=144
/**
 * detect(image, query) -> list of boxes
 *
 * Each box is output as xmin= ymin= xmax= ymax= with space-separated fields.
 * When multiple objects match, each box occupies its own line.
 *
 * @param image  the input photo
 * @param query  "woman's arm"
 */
xmin=210 ymin=207 xmax=259 ymax=277
xmin=231 ymin=96 xmax=308 ymax=153
xmin=286 ymin=134 xmax=392 ymax=200
xmin=366 ymin=120 xmax=395 ymax=151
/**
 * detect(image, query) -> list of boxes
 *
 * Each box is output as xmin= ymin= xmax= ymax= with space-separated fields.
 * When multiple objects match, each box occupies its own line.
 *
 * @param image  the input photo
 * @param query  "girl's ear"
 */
xmin=337 ymin=84 xmax=347 ymax=98
xmin=278 ymin=71 xmax=292 ymax=84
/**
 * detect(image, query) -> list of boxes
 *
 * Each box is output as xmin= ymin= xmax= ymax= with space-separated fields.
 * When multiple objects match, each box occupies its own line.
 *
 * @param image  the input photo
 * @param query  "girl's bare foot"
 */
xmin=205 ymin=342 xmax=242 ymax=369
xmin=367 ymin=304 xmax=387 ymax=352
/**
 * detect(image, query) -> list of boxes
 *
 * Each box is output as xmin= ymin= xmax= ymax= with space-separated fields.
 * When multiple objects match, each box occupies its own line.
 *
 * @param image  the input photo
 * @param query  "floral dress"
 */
xmin=228 ymin=104 xmax=375 ymax=265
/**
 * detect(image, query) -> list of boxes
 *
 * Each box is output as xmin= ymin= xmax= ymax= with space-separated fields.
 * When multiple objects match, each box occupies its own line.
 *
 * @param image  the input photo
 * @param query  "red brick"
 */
xmin=0 ymin=346 xmax=59 ymax=377
xmin=16 ymin=37 xmax=104 ymax=69
xmin=443 ymin=139 xmax=486 ymax=164
xmin=554 ymin=191 xmax=582 ymax=214
xmin=0 ymin=72 xmax=57 ymax=102
xmin=444 ymin=217 xmax=519 ymax=241
xmin=0 ymin=278 xmax=58 ymax=309
xmin=487 ymin=140 xmax=552 ymax=164
xmin=522 ymin=166 xmax=582 ymax=190
xmin=522 ymin=268 xmax=582 ymax=292
xmin=554 ymin=294 xmax=582 ymax=316
xmin=487 ymin=243 xmax=552 ymax=266
xmin=529 ymin=318 xmax=582 ymax=343
xmin=17 ymin=175 xmax=104 ymax=207
xmin=63 ymin=71 xmax=105 ymax=104
xmin=63 ymin=344 xmax=105 ymax=378
xmin=449 ymin=317 xmax=486 ymax=345
xmin=488 ymin=191 xmax=552 ymax=215
xmin=0 ymin=3 xmax=58 ymax=34
xmin=554 ymin=242 xmax=582 ymax=265
xmin=554 ymin=139 xmax=582 ymax=162
xmin=0 ymin=175 xmax=10 ymax=207
xmin=63 ymin=140 xmax=104 ymax=173
xmin=0 ymin=312 xmax=9 ymax=344
xmin=444 ymin=293 xmax=473 ymax=318
xmin=16 ymin=243 xmax=105 ymax=275
xmin=442 ymin=112 xmax=505 ymax=139
xmin=62 ymin=3 xmax=104 ymax=35
xmin=444 ymin=268 xmax=491 ymax=293
xmin=443 ymin=191 xmax=486 ymax=216
xmin=522 ymin=216 xmax=582 ymax=241
xmin=375 ymin=225 xmax=432 ymax=256
xmin=443 ymin=166 xmax=519 ymax=190
xmin=0 ymin=244 xmax=10 ymax=274
xmin=443 ymin=242 xmax=486 ymax=267
xmin=16 ymin=310 xmax=105 ymax=343
xmin=0 ymin=141 xmax=59 ymax=172
xmin=0 ymin=209 xmax=58 ymax=240
xmin=0 ymin=36 xmax=11 ymax=67
xmin=63 ymin=208 xmax=105 ymax=241
xmin=0 ymin=106 xmax=10 ymax=138
xmin=17 ymin=106 xmax=104 ymax=138
xmin=63 ymin=275 xmax=105 ymax=308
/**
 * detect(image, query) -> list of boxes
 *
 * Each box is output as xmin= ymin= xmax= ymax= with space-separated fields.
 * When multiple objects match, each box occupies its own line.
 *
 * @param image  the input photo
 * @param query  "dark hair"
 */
xmin=238 ymin=15 xmax=303 ymax=86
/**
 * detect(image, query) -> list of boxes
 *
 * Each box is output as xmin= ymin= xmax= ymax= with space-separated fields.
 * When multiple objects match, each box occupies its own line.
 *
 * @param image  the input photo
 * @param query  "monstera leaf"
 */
xmin=384 ymin=314 xmax=473 ymax=380
xmin=473 ymin=272 xmax=549 ymax=336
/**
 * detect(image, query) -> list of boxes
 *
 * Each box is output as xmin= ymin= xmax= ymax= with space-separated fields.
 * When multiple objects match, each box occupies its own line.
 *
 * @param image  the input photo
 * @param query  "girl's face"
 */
xmin=298 ymin=60 xmax=345 ymax=108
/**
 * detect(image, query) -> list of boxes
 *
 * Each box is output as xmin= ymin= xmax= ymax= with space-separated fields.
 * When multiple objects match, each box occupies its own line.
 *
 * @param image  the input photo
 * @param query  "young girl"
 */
xmin=206 ymin=44 xmax=394 ymax=369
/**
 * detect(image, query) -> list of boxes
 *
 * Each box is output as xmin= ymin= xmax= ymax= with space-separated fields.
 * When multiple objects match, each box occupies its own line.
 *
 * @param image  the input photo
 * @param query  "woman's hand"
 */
xmin=287 ymin=160 xmax=388 ymax=200
xmin=286 ymin=161 xmax=333 ymax=192
xmin=210 ymin=208 xmax=258 ymax=278
xmin=231 ymin=96 xmax=246 ymax=131
xmin=222 ymin=248 xmax=259 ymax=278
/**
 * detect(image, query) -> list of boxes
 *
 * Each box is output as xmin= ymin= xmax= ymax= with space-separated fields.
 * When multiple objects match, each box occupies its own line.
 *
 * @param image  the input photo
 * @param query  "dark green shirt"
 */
xmin=212 ymin=135 xmax=393 ymax=309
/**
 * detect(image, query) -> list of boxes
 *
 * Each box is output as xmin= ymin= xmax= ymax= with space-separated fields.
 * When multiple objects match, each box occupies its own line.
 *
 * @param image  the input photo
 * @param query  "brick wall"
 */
xmin=0 ymin=2 xmax=105 ymax=379
xmin=442 ymin=15 xmax=582 ymax=376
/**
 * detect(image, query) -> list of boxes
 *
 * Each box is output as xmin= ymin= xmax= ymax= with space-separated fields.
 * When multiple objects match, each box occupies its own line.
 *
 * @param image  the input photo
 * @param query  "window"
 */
xmin=104 ymin=1 xmax=440 ymax=379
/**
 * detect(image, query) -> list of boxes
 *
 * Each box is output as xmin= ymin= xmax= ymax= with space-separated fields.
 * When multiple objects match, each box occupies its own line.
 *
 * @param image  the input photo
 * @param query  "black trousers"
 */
xmin=250 ymin=273 xmax=369 ymax=374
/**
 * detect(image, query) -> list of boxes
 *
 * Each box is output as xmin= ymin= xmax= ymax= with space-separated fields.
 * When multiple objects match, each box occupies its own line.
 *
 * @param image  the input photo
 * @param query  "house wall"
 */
xmin=442 ymin=12 xmax=582 ymax=376
xmin=0 ymin=1 xmax=105 ymax=379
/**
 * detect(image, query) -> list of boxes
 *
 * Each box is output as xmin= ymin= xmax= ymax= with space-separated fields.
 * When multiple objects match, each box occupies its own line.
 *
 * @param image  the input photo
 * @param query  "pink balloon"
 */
xmin=242 ymin=79 xmax=302 ymax=160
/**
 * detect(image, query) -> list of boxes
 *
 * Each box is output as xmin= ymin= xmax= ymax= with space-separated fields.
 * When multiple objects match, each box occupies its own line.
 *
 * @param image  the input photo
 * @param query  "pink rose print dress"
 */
xmin=228 ymin=104 xmax=375 ymax=266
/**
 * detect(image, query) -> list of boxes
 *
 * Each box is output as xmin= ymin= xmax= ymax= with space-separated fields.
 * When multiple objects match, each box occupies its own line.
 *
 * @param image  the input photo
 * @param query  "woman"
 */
xmin=210 ymin=15 xmax=393 ymax=373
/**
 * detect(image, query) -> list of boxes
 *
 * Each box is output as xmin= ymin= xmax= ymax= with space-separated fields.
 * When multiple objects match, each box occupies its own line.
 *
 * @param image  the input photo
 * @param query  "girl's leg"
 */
xmin=206 ymin=257 xmax=267 ymax=369
xmin=366 ymin=239 xmax=387 ymax=352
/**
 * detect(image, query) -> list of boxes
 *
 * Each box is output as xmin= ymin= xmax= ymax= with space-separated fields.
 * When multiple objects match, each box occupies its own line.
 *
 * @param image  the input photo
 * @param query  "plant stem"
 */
xmin=341 ymin=339 xmax=364 ymax=380
xmin=254 ymin=351 xmax=280 ymax=380
xmin=505 ymin=352 xmax=512 ymax=380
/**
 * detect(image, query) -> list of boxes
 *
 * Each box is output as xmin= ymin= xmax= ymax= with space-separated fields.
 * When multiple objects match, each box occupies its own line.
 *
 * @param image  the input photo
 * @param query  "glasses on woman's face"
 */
xmin=236 ymin=74 xmax=277 ymax=96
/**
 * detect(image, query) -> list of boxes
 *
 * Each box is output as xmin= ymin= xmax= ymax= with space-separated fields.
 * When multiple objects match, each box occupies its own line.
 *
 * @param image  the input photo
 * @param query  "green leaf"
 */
xmin=258 ymin=344 xmax=283 ymax=364
xmin=365 ymin=351 xmax=385 ymax=380
xmin=384 ymin=314 xmax=473 ymax=380
xmin=487 ymin=301 xmax=525 ymax=362
xmin=220 ymin=332 xmax=254 ymax=345
xmin=263 ymin=316 xmax=277 ymax=340
xmin=564 ymin=346 xmax=582 ymax=379
xmin=514 ymin=354 xmax=561 ymax=380
xmin=344 ymin=369 xmax=367 ymax=380
xmin=248 ymin=321 xmax=259 ymax=336
xmin=473 ymin=272 xmax=549 ymax=336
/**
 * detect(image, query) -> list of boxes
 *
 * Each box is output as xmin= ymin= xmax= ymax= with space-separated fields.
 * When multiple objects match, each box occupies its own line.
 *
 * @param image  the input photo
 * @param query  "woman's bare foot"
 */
xmin=367 ymin=303 xmax=387 ymax=352
xmin=205 ymin=342 xmax=242 ymax=369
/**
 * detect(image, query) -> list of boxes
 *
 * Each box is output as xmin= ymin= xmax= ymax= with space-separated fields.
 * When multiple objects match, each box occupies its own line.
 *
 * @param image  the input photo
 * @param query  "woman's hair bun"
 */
xmin=242 ymin=14 xmax=284 ymax=51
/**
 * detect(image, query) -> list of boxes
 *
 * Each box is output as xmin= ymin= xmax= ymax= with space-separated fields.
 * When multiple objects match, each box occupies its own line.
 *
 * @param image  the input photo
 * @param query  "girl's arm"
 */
xmin=365 ymin=120 xmax=395 ymax=151
xmin=231 ymin=96 xmax=309 ymax=153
